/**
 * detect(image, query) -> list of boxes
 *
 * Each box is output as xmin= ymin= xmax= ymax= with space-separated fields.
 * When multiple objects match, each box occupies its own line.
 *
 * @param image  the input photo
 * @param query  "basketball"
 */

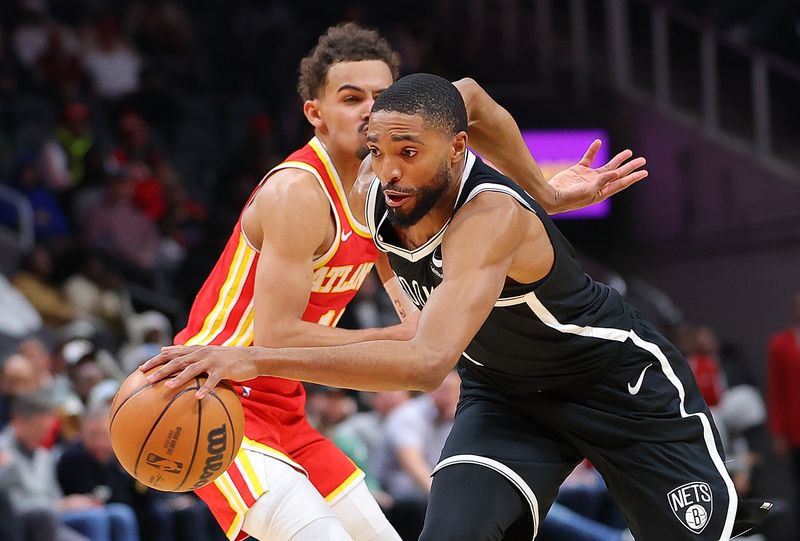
xmin=109 ymin=368 xmax=244 ymax=492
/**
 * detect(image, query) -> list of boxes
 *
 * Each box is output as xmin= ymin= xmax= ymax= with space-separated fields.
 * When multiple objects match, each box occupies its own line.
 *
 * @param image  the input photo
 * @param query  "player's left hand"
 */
xmin=140 ymin=345 xmax=259 ymax=399
xmin=546 ymin=140 xmax=648 ymax=214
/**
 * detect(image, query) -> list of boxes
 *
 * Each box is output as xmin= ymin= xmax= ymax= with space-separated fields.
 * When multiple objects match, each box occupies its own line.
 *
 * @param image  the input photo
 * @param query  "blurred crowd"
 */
xmin=0 ymin=0 xmax=797 ymax=540
xmin=671 ymin=0 xmax=800 ymax=61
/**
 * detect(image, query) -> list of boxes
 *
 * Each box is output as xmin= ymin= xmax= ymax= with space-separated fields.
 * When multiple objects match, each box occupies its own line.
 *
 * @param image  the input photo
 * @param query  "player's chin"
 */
xmin=356 ymin=144 xmax=370 ymax=160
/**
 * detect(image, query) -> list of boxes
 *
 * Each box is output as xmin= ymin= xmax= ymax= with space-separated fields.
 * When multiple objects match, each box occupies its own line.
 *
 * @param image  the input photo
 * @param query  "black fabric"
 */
xmin=420 ymin=463 xmax=532 ymax=541
xmin=430 ymin=317 xmax=739 ymax=540
xmin=368 ymin=154 xmax=638 ymax=394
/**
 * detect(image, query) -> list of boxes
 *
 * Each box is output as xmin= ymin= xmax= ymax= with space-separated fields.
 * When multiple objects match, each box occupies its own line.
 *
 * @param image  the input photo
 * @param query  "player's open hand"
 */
xmin=546 ymin=140 xmax=648 ymax=214
xmin=140 ymin=345 xmax=259 ymax=399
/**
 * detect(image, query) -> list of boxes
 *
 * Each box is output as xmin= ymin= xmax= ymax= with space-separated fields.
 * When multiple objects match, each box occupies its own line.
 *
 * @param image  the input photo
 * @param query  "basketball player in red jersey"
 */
xmin=170 ymin=23 xmax=646 ymax=541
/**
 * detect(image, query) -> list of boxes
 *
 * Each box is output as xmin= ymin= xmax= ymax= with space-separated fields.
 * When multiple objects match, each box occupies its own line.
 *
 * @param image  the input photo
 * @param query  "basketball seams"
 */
xmin=176 ymin=377 xmax=204 ymax=491
xmin=109 ymin=382 xmax=152 ymax=429
xmin=132 ymin=384 xmax=200 ymax=489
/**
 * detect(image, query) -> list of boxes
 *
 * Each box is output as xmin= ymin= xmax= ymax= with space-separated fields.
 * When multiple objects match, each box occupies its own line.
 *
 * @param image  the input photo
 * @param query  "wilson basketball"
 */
xmin=109 ymin=368 xmax=244 ymax=492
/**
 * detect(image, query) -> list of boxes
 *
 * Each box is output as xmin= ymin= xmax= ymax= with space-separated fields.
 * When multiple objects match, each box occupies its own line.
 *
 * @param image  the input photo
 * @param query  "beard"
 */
xmin=386 ymin=162 xmax=452 ymax=228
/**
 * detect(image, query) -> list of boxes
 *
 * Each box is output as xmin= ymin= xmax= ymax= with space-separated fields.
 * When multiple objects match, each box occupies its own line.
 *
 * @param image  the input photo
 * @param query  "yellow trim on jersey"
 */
xmin=237 ymin=450 xmax=267 ymax=497
xmin=241 ymin=436 xmax=308 ymax=476
xmin=222 ymin=303 xmax=254 ymax=346
xmin=185 ymin=237 xmax=255 ymax=345
xmin=214 ymin=472 xmax=248 ymax=540
xmin=324 ymin=468 xmax=365 ymax=503
xmin=266 ymin=160 xmax=341 ymax=269
xmin=308 ymin=138 xmax=372 ymax=238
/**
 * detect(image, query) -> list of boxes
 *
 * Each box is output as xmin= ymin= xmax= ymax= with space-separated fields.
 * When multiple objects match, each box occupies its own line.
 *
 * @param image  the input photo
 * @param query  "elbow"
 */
xmin=410 ymin=347 xmax=456 ymax=392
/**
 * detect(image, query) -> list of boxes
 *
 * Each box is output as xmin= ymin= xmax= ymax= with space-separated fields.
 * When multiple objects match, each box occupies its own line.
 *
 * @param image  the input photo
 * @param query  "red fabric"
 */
xmin=767 ymin=328 xmax=800 ymax=447
xmin=174 ymin=138 xmax=377 ymax=538
xmin=688 ymin=354 xmax=724 ymax=407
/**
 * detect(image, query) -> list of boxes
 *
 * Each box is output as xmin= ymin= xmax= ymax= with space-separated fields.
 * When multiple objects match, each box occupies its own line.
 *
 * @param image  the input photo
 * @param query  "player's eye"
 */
xmin=369 ymin=147 xmax=381 ymax=158
xmin=402 ymin=148 xmax=417 ymax=158
xmin=343 ymin=95 xmax=360 ymax=103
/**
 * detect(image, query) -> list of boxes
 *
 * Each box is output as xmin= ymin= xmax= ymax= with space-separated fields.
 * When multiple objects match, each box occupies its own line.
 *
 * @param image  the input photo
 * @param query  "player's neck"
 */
xmin=319 ymin=139 xmax=360 ymax=192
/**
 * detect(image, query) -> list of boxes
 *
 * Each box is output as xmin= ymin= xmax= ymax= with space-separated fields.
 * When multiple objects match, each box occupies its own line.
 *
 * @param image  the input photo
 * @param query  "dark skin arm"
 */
xmin=454 ymin=77 xmax=647 ymax=214
xmin=141 ymin=192 xmax=550 ymax=395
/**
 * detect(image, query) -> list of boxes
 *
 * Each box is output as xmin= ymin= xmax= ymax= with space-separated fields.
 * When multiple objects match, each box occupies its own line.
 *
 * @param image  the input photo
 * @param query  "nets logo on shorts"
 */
xmin=667 ymin=481 xmax=713 ymax=533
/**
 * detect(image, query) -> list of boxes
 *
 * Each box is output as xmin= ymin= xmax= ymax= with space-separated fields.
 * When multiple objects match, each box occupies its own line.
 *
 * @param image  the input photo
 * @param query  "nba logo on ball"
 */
xmin=667 ymin=481 xmax=713 ymax=533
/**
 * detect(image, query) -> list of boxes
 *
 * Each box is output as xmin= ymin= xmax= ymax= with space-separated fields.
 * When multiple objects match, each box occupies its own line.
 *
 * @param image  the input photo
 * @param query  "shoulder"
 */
xmin=251 ymin=167 xmax=330 ymax=217
xmin=449 ymin=189 xmax=529 ymax=239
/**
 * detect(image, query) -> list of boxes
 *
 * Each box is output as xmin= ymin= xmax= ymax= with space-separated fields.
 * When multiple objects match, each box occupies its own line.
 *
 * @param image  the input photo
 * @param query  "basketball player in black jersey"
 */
xmin=143 ymin=74 xmax=770 ymax=540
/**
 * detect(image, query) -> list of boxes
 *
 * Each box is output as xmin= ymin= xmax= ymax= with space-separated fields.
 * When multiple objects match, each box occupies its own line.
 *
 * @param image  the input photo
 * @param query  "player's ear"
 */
xmin=450 ymin=132 xmax=468 ymax=165
xmin=303 ymin=100 xmax=324 ymax=130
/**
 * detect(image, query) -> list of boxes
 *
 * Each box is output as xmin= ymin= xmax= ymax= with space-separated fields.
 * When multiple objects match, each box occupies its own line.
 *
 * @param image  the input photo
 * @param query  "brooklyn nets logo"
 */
xmin=667 ymin=481 xmax=713 ymax=533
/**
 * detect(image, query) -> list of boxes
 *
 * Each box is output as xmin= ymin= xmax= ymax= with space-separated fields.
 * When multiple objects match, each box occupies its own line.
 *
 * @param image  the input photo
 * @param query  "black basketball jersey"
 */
xmin=366 ymin=152 xmax=639 ymax=395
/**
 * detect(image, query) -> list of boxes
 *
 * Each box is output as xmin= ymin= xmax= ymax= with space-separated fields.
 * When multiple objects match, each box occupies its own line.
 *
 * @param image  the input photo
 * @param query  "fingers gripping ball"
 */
xmin=109 ymin=368 xmax=244 ymax=492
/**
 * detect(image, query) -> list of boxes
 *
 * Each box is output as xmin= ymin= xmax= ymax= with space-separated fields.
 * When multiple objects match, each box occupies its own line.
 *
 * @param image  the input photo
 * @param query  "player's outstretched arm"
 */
xmin=141 ymin=194 xmax=539 ymax=397
xmin=242 ymin=170 xmax=414 ymax=349
xmin=454 ymin=78 xmax=647 ymax=213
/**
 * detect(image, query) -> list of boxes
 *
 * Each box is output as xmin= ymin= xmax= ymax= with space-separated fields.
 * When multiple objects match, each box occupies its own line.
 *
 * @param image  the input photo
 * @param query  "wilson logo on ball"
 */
xmin=193 ymin=424 xmax=228 ymax=488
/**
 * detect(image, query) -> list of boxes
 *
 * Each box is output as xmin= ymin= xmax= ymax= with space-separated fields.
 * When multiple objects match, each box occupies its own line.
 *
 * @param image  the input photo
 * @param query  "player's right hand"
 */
xmin=140 ymin=345 xmax=260 ymax=399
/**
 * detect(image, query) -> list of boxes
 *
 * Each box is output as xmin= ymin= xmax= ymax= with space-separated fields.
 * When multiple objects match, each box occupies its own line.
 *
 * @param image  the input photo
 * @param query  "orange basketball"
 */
xmin=109 ymin=368 xmax=244 ymax=492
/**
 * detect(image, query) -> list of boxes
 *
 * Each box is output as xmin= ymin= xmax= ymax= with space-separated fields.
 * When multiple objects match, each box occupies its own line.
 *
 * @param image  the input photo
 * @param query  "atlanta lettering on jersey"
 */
xmin=311 ymin=262 xmax=374 ymax=294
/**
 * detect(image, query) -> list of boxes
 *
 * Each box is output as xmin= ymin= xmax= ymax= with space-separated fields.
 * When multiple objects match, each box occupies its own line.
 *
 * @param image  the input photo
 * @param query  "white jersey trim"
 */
xmin=432 ymin=454 xmax=540 ymax=540
xmin=240 ymin=161 xmax=341 ymax=267
xmin=520 ymin=290 xmax=738 ymax=540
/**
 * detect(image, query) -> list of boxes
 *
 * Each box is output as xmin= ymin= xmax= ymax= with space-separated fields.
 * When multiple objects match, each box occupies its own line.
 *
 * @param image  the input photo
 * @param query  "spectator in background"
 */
xmin=82 ymin=171 xmax=161 ymax=286
xmin=767 ymin=291 xmax=800 ymax=531
xmin=0 ymin=390 xmax=91 ymax=541
xmin=379 ymin=371 xmax=460 ymax=539
xmin=82 ymin=16 xmax=141 ymax=100
xmin=40 ymin=102 xmax=103 ymax=194
xmin=305 ymin=385 xmax=357 ymax=439
xmin=10 ymin=0 xmax=54 ymax=70
xmin=0 ymin=152 xmax=72 ymax=243
xmin=0 ymin=271 xmax=43 ymax=355
xmin=18 ymin=338 xmax=84 ymax=442
xmin=12 ymin=245 xmax=76 ymax=328
xmin=118 ymin=311 xmax=170 ymax=374
xmin=333 ymin=391 xmax=409 ymax=531
xmin=688 ymin=325 xmax=726 ymax=408
xmin=35 ymin=24 xmax=84 ymax=99
xmin=64 ymin=253 xmax=132 ymax=339
xmin=0 ymin=354 xmax=41 ymax=427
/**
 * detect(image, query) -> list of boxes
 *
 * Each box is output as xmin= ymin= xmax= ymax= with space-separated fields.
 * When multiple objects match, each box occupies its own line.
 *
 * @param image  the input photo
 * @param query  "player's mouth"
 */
xmin=384 ymin=190 xmax=413 ymax=208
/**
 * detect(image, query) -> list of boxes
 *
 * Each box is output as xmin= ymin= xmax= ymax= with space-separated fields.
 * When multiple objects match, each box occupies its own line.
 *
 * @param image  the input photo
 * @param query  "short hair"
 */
xmin=11 ymin=390 xmax=54 ymax=418
xmin=371 ymin=73 xmax=468 ymax=137
xmin=297 ymin=23 xmax=401 ymax=101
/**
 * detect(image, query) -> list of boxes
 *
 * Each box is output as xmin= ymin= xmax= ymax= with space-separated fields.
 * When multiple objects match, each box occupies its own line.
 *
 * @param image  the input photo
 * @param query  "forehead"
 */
xmin=367 ymin=110 xmax=433 ymax=141
xmin=322 ymin=60 xmax=393 ymax=95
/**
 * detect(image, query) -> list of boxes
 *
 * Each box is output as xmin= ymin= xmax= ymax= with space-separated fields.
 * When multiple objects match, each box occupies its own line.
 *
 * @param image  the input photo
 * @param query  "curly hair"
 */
xmin=297 ymin=23 xmax=400 ymax=101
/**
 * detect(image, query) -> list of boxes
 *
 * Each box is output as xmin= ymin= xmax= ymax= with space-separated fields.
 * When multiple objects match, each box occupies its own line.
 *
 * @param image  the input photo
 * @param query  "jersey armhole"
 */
xmin=238 ymin=163 xmax=341 ymax=265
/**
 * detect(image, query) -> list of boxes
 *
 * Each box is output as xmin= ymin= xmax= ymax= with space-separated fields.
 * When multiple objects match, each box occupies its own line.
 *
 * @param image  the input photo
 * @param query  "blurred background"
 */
xmin=0 ymin=0 xmax=798 ymax=540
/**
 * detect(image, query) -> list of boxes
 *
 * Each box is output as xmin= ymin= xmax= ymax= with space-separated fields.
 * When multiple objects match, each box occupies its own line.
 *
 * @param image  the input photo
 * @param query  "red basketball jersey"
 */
xmin=175 ymin=137 xmax=378 ymax=402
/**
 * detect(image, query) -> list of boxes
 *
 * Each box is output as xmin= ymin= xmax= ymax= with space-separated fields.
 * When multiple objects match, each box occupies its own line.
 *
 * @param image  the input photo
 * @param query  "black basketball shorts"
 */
xmin=428 ymin=323 xmax=737 ymax=541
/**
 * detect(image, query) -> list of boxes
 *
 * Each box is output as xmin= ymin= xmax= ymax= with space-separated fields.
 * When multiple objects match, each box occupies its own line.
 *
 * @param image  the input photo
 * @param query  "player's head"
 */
xmin=299 ymin=23 xmax=400 ymax=161
xmin=367 ymin=73 xmax=468 ymax=227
